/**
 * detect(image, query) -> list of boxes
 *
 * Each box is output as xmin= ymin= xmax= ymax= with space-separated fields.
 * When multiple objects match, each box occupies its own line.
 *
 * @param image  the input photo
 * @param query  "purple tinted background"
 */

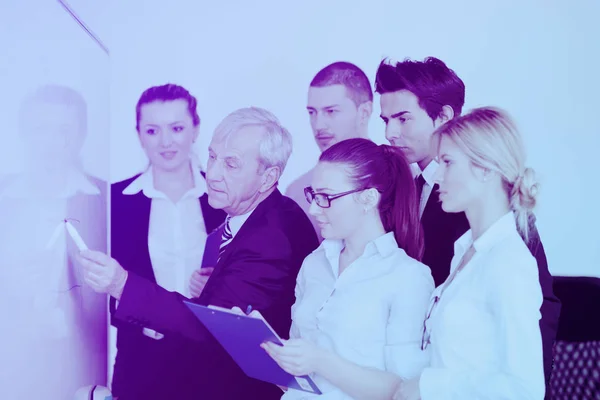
xmin=0 ymin=0 xmax=598 ymax=396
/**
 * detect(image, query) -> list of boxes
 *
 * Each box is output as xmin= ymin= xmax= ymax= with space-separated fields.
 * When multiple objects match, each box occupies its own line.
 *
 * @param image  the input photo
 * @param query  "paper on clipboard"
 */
xmin=184 ymin=302 xmax=322 ymax=394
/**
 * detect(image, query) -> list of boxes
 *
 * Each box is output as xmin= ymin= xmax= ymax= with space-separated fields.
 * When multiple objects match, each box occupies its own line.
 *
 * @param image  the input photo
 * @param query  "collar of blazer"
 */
xmin=216 ymin=188 xmax=283 ymax=264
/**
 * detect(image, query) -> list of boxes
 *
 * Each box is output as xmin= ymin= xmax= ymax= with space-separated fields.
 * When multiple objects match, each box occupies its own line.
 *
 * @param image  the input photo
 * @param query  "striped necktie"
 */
xmin=219 ymin=216 xmax=233 ymax=260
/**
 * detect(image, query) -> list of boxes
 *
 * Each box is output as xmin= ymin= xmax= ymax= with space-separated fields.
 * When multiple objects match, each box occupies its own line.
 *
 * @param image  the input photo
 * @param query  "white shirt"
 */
xmin=419 ymin=212 xmax=545 ymax=399
xmin=284 ymin=232 xmax=434 ymax=400
xmin=123 ymin=162 xmax=207 ymax=298
xmin=416 ymin=160 xmax=438 ymax=218
xmin=227 ymin=207 xmax=255 ymax=238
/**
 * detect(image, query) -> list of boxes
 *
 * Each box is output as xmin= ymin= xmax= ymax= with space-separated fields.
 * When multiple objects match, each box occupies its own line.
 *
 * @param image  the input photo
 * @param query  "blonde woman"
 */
xmin=395 ymin=106 xmax=546 ymax=399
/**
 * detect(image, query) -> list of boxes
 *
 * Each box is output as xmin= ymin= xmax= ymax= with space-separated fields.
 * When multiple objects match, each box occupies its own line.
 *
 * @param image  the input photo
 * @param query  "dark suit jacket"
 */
xmin=113 ymin=188 xmax=319 ymax=399
xmin=421 ymin=185 xmax=470 ymax=287
xmin=422 ymin=185 xmax=561 ymax=392
xmin=109 ymin=172 xmax=226 ymax=399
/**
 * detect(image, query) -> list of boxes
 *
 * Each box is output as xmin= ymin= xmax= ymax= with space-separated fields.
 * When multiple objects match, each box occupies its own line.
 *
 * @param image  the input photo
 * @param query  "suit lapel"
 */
xmin=201 ymin=222 xmax=225 ymax=268
xmin=126 ymin=191 xmax=156 ymax=282
xmin=199 ymin=193 xmax=226 ymax=234
xmin=205 ymin=190 xmax=282 ymax=274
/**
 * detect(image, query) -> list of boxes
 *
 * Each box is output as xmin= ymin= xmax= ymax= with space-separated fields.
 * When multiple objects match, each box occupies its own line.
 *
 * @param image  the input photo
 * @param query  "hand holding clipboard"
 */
xmin=230 ymin=307 xmax=324 ymax=382
xmin=183 ymin=301 xmax=322 ymax=394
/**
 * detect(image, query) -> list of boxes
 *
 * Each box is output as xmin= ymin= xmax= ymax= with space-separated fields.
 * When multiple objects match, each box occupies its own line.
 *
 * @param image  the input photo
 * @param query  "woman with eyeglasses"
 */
xmin=261 ymin=138 xmax=434 ymax=399
xmin=393 ymin=107 xmax=545 ymax=400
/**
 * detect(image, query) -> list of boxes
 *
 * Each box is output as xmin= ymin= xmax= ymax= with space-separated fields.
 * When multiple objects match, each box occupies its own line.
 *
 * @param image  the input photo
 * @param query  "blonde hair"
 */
xmin=213 ymin=107 xmax=293 ymax=175
xmin=432 ymin=106 xmax=539 ymax=241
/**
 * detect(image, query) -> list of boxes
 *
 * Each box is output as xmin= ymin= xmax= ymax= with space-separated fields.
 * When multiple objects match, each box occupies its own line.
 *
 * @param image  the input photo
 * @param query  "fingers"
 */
xmin=261 ymin=342 xmax=308 ymax=376
xmin=262 ymin=341 xmax=301 ymax=356
xmin=199 ymin=267 xmax=214 ymax=276
xmin=193 ymin=275 xmax=210 ymax=286
xmin=83 ymin=273 xmax=108 ymax=293
xmin=83 ymin=268 xmax=103 ymax=282
xmin=77 ymin=253 xmax=118 ymax=294
xmin=191 ymin=269 xmax=210 ymax=285
xmin=77 ymin=256 xmax=105 ymax=275
xmin=231 ymin=306 xmax=245 ymax=315
xmin=249 ymin=310 xmax=266 ymax=320
xmin=78 ymin=256 xmax=113 ymax=284
xmin=79 ymin=250 xmax=111 ymax=265
xmin=189 ymin=285 xmax=202 ymax=298
xmin=189 ymin=281 xmax=207 ymax=298
xmin=190 ymin=280 xmax=204 ymax=292
xmin=190 ymin=270 xmax=211 ymax=298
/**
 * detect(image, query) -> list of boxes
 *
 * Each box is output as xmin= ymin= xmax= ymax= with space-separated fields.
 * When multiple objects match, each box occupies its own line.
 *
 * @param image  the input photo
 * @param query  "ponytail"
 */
xmin=509 ymin=167 xmax=539 ymax=242
xmin=379 ymin=145 xmax=424 ymax=261
xmin=320 ymin=138 xmax=424 ymax=261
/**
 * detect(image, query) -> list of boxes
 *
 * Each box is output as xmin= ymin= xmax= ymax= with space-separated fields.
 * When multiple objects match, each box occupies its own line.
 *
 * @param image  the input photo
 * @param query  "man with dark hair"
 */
xmin=375 ymin=57 xmax=468 ymax=286
xmin=286 ymin=61 xmax=373 ymax=239
xmin=375 ymin=56 xmax=560 ymax=395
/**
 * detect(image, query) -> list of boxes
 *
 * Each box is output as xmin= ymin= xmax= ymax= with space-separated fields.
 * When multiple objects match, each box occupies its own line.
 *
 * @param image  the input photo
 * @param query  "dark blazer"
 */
xmin=422 ymin=185 xmax=561 ymax=393
xmin=109 ymin=172 xmax=226 ymax=400
xmin=113 ymin=189 xmax=319 ymax=399
xmin=421 ymin=184 xmax=470 ymax=287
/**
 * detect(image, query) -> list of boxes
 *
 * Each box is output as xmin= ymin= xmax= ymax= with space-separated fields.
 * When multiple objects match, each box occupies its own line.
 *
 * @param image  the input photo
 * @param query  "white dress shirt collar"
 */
xmin=418 ymin=159 xmax=439 ymax=187
xmin=122 ymin=159 xmax=207 ymax=200
xmin=320 ymin=231 xmax=399 ymax=275
xmin=453 ymin=211 xmax=516 ymax=265
xmin=227 ymin=207 xmax=256 ymax=238
xmin=286 ymin=230 xmax=433 ymax=399
xmin=419 ymin=209 xmax=544 ymax=399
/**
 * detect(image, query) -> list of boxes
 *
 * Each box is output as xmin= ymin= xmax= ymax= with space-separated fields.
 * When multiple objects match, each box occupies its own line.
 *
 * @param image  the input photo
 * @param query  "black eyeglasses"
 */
xmin=303 ymin=187 xmax=364 ymax=209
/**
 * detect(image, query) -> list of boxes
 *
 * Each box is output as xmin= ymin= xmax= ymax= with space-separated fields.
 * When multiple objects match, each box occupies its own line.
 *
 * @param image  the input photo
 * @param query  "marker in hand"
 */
xmin=65 ymin=219 xmax=88 ymax=251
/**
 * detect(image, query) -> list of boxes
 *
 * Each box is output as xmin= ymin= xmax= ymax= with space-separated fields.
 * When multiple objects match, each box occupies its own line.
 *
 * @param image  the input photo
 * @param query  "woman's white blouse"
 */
xmin=122 ymin=163 xmax=207 ymax=298
xmin=419 ymin=212 xmax=545 ymax=399
xmin=283 ymin=232 xmax=434 ymax=399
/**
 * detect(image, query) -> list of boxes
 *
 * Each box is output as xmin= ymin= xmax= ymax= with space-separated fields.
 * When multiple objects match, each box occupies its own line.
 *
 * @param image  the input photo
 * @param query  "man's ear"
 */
xmin=259 ymin=165 xmax=281 ymax=193
xmin=358 ymin=101 xmax=373 ymax=127
xmin=434 ymin=105 xmax=455 ymax=127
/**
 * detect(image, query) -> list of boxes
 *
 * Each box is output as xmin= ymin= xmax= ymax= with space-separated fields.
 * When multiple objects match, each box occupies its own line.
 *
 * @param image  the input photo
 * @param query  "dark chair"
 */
xmin=549 ymin=276 xmax=600 ymax=399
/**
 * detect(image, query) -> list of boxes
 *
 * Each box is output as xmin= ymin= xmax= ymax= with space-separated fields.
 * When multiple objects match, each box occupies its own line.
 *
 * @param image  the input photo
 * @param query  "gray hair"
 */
xmin=213 ymin=106 xmax=293 ymax=175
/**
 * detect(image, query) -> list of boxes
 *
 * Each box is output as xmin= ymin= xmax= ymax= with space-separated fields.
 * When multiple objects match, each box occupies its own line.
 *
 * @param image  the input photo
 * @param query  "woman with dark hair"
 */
xmin=110 ymin=83 xmax=225 ymax=399
xmin=261 ymin=138 xmax=434 ymax=399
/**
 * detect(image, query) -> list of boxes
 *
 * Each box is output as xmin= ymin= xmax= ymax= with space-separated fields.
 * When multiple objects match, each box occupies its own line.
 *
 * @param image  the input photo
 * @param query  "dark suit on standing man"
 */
xmin=109 ymin=172 xmax=226 ymax=400
xmin=112 ymin=189 xmax=319 ymax=399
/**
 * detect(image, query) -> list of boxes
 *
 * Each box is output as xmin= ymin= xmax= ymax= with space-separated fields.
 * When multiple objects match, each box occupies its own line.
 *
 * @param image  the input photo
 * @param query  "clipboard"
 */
xmin=183 ymin=301 xmax=322 ymax=394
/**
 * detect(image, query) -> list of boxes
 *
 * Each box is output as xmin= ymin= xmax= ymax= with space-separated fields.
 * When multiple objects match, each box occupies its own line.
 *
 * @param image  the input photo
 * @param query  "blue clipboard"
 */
xmin=183 ymin=301 xmax=322 ymax=395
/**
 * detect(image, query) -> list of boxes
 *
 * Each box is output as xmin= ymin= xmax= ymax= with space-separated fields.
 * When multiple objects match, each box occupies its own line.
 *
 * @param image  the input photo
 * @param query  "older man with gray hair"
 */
xmin=77 ymin=107 xmax=319 ymax=400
